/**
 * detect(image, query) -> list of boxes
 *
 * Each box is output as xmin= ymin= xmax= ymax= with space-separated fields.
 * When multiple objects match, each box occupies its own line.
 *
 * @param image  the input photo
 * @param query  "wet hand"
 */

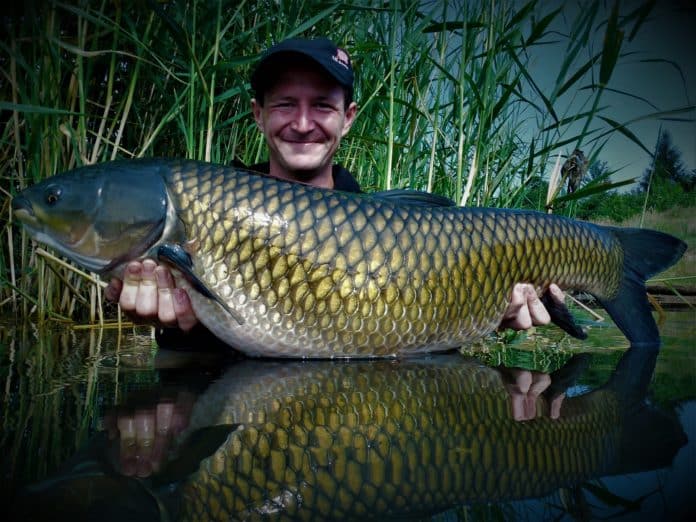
xmin=499 ymin=283 xmax=565 ymax=331
xmin=105 ymin=259 xmax=199 ymax=332
xmin=499 ymin=367 xmax=565 ymax=421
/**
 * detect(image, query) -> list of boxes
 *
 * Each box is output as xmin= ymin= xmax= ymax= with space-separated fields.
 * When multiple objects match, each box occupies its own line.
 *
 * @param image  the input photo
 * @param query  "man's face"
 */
xmin=252 ymin=63 xmax=357 ymax=177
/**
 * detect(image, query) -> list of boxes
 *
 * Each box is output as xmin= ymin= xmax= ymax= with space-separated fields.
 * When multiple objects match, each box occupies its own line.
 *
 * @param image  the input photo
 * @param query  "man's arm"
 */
xmin=106 ymin=262 xmax=565 ymax=335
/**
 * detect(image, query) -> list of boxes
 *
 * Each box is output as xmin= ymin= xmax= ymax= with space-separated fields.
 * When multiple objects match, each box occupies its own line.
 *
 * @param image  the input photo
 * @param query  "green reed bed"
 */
xmin=1 ymin=0 xmax=692 ymax=322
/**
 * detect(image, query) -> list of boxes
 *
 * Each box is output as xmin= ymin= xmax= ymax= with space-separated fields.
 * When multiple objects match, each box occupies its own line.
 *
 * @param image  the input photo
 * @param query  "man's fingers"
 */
xmin=511 ymin=368 xmax=532 ymax=394
xmin=504 ymin=369 xmax=531 ymax=420
xmin=502 ymin=304 xmax=532 ymax=330
xmin=501 ymin=283 xmax=568 ymax=330
xmin=153 ymin=265 xmax=198 ymax=330
xmin=549 ymin=283 xmax=565 ymax=304
xmin=156 ymin=402 xmax=174 ymax=434
xmin=500 ymin=284 xmax=535 ymax=330
xmin=550 ymin=393 xmax=565 ymax=420
xmin=107 ymin=260 xmax=200 ymax=329
xmin=502 ymin=369 xmax=559 ymax=421
xmin=502 ymin=284 xmax=526 ymax=320
xmin=526 ymin=288 xmax=551 ymax=326
xmin=523 ymin=395 xmax=537 ymax=420
xmin=134 ymin=259 xmax=158 ymax=317
xmin=119 ymin=262 xmax=143 ymax=312
xmin=510 ymin=393 xmax=527 ymax=421
xmin=528 ymin=372 xmax=551 ymax=397
xmin=173 ymin=288 xmax=199 ymax=332
xmin=134 ymin=409 xmax=155 ymax=478
xmin=135 ymin=409 xmax=155 ymax=447
xmin=155 ymin=266 xmax=177 ymax=326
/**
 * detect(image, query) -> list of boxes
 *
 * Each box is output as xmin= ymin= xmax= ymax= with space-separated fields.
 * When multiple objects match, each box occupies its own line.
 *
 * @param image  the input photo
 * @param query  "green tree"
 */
xmin=638 ymin=129 xmax=695 ymax=212
xmin=641 ymin=130 xmax=691 ymax=192
xmin=587 ymin=160 xmax=610 ymax=184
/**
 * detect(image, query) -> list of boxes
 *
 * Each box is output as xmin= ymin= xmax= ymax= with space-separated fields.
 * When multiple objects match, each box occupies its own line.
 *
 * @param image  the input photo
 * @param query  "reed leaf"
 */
xmin=599 ymin=1 xmax=623 ymax=87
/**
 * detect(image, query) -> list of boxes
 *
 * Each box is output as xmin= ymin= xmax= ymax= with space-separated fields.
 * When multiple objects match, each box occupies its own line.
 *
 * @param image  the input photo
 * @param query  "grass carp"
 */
xmin=11 ymin=158 xmax=687 ymax=357
xmin=12 ymin=350 xmax=686 ymax=520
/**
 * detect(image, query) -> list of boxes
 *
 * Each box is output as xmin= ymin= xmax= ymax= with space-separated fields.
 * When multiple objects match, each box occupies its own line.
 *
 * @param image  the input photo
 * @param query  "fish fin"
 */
xmin=156 ymin=243 xmax=244 ymax=325
xmin=540 ymin=291 xmax=587 ymax=339
xmin=370 ymin=189 xmax=456 ymax=207
xmin=598 ymin=228 xmax=686 ymax=347
xmin=542 ymin=353 xmax=592 ymax=400
xmin=152 ymin=424 xmax=240 ymax=487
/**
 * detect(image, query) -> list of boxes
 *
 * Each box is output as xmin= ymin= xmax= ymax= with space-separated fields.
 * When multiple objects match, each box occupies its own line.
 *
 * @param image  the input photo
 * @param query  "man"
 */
xmin=105 ymin=37 xmax=564 ymax=343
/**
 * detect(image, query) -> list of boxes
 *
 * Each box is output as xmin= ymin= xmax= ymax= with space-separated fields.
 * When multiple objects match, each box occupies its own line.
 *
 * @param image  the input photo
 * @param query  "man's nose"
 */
xmin=291 ymin=106 xmax=314 ymax=132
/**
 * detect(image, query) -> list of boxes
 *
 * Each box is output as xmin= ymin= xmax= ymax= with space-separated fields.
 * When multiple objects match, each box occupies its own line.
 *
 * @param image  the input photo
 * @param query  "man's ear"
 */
xmin=251 ymin=98 xmax=264 ymax=131
xmin=341 ymin=101 xmax=357 ymax=137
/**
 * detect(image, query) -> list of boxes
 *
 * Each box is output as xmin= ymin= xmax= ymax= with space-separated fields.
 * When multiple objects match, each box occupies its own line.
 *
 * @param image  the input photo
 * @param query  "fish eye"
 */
xmin=44 ymin=186 xmax=62 ymax=206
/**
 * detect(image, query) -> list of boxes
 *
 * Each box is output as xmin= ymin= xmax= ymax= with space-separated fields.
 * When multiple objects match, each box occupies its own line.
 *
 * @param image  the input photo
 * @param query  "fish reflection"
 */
xmin=14 ymin=347 xmax=686 ymax=521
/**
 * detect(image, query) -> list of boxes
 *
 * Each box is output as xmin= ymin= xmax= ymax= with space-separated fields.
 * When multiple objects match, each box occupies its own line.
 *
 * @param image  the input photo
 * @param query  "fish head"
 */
xmin=12 ymin=161 xmax=170 ymax=275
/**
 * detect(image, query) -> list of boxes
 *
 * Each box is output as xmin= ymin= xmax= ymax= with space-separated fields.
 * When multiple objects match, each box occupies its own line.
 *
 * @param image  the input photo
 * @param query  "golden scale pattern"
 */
xmin=177 ymin=360 xmax=622 ymax=521
xmin=166 ymin=161 xmax=623 ymax=357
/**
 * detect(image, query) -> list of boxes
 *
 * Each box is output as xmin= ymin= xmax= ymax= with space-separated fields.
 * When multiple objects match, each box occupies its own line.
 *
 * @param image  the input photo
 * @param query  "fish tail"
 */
xmin=598 ymin=227 xmax=686 ymax=347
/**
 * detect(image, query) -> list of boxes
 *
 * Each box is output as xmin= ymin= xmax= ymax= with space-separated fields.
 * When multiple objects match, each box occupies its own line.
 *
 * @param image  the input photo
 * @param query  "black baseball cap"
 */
xmin=251 ymin=37 xmax=354 ymax=96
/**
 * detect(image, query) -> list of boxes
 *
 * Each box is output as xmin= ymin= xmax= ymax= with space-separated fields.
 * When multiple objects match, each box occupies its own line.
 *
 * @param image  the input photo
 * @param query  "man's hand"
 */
xmin=105 ymin=259 xmax=199 ymax=332
xmin=500 ymin=283 xmax=564 ymax=331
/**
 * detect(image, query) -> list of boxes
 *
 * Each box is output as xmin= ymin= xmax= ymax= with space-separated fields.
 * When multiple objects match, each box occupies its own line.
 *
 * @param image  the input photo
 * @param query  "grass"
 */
xmin=1 ymin=0 xmax=693 ymax=321
xmin=595 ymin=205 xmax=696 ymax=282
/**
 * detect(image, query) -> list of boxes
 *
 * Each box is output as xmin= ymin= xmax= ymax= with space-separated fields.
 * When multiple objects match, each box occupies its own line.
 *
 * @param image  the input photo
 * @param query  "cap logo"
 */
xmin=332 ymin=48 xmax=351 ymax=70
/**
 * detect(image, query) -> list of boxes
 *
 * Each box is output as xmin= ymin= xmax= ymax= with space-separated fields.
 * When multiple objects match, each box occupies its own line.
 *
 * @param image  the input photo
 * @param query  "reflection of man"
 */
xmin=105 ymin=37 xmax=565 ymax=345
xmin=500 ymin=368 xmax=564 ymax=420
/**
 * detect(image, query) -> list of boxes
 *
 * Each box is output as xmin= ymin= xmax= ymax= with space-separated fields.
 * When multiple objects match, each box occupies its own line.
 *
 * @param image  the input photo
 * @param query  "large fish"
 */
xmin=12 ymin=349 xmax=687 ymax=520
xmin=11 ymin=159 xmax=686 ymax=357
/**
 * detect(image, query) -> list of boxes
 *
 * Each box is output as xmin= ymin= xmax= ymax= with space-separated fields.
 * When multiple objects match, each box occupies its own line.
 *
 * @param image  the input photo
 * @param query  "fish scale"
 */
xmin=177 ymin=360 xmax=622 ymax=521
xmin=165 ymin=161 xmax=622 ymax=357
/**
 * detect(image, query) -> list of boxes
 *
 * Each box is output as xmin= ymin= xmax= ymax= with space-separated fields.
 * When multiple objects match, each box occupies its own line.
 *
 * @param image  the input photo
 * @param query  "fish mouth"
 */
xmin=11 ymin=195 xmax=38 ymax=226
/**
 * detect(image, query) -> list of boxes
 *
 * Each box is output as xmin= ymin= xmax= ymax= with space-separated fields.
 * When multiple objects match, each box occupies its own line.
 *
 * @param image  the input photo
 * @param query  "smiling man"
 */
xmin=106 ymin=37 xmax=563 ymax=345
xmin=249 ymin=38 xmax=358 ymax=190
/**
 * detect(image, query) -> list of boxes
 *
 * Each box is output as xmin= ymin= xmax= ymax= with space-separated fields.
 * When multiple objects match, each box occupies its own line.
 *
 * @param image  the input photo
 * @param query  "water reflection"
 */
xmin=6 ymin=331 xmax=687 ymax=521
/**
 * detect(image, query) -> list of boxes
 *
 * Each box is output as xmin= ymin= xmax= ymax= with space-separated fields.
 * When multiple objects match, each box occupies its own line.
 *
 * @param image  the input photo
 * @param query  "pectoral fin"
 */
xmin=156 ymin=243 xmax=244 ymax=325
xmin=540 ymin=290 xmax=587 ymax=339
xmin=152 ymin=424 xmax=240 ymax=487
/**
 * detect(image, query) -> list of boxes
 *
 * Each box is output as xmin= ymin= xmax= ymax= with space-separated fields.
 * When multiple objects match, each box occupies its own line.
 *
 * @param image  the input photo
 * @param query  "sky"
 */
xmin=527 ymin=0 xmax=695 ymax=186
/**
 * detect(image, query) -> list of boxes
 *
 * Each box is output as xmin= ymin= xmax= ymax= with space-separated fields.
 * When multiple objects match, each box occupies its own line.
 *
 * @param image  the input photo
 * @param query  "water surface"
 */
xmin=1 ymin=310 xmax=694 ymax=520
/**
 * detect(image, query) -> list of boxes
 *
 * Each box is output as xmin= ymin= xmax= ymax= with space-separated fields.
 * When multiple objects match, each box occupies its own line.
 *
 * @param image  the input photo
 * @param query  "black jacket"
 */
xmin=245 ymin=161 xmax=362 ymax=193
